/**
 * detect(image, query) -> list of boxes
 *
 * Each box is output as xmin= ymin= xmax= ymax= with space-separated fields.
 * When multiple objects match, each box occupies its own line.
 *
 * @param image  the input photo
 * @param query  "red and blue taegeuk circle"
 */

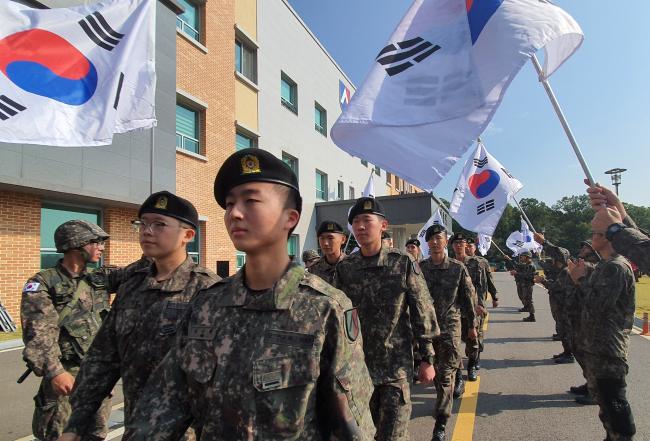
xmin=468 ymin=169 xmax=500 ymax=199
xmin=0 ymin=29 xmax=97 ymax=106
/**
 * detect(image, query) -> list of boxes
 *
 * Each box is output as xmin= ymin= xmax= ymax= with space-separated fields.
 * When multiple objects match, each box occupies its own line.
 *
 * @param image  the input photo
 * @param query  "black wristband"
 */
xmin=605 ymin=223 xmax=626 ymax=241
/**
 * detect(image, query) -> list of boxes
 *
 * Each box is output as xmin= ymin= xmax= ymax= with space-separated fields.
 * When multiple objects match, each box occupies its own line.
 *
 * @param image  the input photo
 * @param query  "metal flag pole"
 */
xmin=149 ymin=128 xmax=155 ymax=195
xmin=491 ymin=240 xmax=509 ymax=258
xmin=512 ymin=197 xmax=537 ymax=234
xmin=530 ymin=54 xmax=596 ymax=186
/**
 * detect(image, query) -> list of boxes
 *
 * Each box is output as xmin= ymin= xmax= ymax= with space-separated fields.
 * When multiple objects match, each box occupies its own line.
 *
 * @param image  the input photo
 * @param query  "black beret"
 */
xmin=449 ymin=232 xmax=469 ymax=243
xmin=519 ymin=251 xmax=532 ymax=257
xmin=405 ymin=238 xmax=421 ymax=247
xmin=381 ymin=231 xmax=391 ymax=240
xmin=214 ymin=148 xmax=300 ymax=209
xmin=466 ymin=237 xmax=476 ymax=245
xmin=348 ymin=197 xmax=386 ymax=223
xmin=317 ymin=220 xmax=347 ymax=236
xmin=425 ymin=224 xmax=447 ymax=242
xmin=138 ymin=191 xmax=199 ymax=229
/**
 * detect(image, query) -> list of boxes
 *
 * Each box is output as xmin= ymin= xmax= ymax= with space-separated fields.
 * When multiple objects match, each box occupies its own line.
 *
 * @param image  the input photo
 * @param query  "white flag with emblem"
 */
xmin=0 ymin=0 xmax=156 ymax=146
xmin=450 ymin=142 xmax=522 ymax=236
xmin=506 ymin=217 xmax=543 ymax=256
xmin=417 ymin=208 xmax=446 ymax=259
xmin=331 ymin=0 xmax=582 ymax=190
xmin=362 ymin=172 xmax=376 ymax=198
xmin=477 ymin=233 xmax=492 ymax=256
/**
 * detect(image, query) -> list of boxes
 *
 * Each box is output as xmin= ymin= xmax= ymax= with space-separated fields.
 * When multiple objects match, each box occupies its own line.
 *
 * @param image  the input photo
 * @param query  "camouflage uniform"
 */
xmin=576 ymin=255 xmax=636 ymax=441
xmin=420 ymin=256 xmax=476 ymax=422
xmin=308 ymin=252 xmax=346 ymax=285
xmin=461 ymin=256 xmax=484 ymax=361
xmin=513 ymin=262 xmax=536 ymax=313
xmin=610 ymin=225 xmax=650 ymax=275
xmin=65 ymin=256 xmax=218 ymax=438
xmin=126 ymin=264 xmax=375 ymax=440
xmin=21 ymin=260 xmax=138 ymax=441
xmin=334 ymin=244 xmax=439 ymax=441
xmin=540 ymin=241 xmax=572 ymax=353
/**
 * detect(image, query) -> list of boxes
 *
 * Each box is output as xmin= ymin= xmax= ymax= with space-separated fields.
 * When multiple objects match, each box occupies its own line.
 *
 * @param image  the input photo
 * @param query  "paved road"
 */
xmin=1 ymin=272 xmax=648 ymax=441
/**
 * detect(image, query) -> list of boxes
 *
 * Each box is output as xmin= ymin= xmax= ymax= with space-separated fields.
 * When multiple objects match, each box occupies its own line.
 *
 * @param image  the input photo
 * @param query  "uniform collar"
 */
xmin=56 ymin=259 xmax=88 ymax=279
xmin=139 ymin=255 xmax=196 ymax=292
xmin=354 ymin=242 xmax=392 ymax=268
xmin=427 ymin=255 xmax=450 ymax=269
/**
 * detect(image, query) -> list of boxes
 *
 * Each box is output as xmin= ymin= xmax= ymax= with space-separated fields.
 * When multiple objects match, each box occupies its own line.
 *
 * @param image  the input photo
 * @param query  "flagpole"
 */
xmin=530 ymin=54 xmax=596 ymax=186
xmin=149 ymin=128 xmax=155 ymax=195
xmin=512 ymin=197 xmax=537 ymax=234
xmin=491 ymin=240 xmax=509 ymax=258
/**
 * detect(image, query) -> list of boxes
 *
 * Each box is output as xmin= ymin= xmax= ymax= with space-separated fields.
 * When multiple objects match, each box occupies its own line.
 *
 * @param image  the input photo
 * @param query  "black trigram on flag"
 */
xmin=80 ymin=11 xmax=125 ymax=51
xmin=376 ymin=37 xmax=441 ymax=77
xmin=473 ymin=157 xmax=488 ymax=168
xmin=476 ymin=199 xmax=495 ymax=215
xmin=0 ymin=95 xmax=26 ymax=121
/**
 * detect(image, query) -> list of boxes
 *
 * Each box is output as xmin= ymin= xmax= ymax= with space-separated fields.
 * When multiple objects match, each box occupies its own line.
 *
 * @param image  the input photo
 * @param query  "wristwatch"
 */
xmin=606 ymin=223 xmax=627 ymax=241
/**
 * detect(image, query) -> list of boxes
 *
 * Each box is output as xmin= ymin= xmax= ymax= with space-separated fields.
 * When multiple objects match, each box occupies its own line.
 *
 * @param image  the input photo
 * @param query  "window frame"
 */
xmin=314 ymin=101 xmax=327 ymax=136
xmin=235 ymin=38 xmax=257 ymax=84
xmin=176 ymin=0 xmax=201 ymax=42
xmin=176 ymin=102 xmax=202 ymax=155
xmin=315 ymin=169 xmax=328 ymax=201
xmin=282 ymin=151 xmax=299 ymax=179
xmin=280 ymin=72 xmax=298 ymax=114
xmin=337 ymin=180 xmax=344 ymax=200
xmin=288 ymin=235 xmax=299 ymax=261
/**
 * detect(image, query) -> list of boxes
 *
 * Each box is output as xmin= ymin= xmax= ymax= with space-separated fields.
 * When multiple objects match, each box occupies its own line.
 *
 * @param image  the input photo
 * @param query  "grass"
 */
xmin=0 ymin=326 xmax=21 ymax=343
xmin=637 ymin=276 xmax=650 ymax=317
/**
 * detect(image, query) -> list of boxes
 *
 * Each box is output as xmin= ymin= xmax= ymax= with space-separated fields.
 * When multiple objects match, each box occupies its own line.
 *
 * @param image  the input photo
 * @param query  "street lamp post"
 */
xmin=604 ymin=168 xmax=627 ymax=195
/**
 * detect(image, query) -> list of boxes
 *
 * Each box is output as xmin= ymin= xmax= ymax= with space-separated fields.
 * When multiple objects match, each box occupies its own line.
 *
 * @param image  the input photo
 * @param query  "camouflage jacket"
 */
xmin=463 ymin=256 xmax=486 ymax=307
xmin=20 ymin=259 xmax=140 ymax=379
xmin=565 ymin=262 xmax=598 ymax=328
xmin=475 ymin=255 xmax=498 ymax=301
xmin=611 ymin=226 xmax=650 ymax=275
xmin=127 ymin=264 xmax=375 ymax=441
xmin=420 ymin=256 xmax=477 ymax=336
xmin=513 ymin=262 xmax=536 ymax=286
xmin=333 ymin=244 xmax=439 ymax=384
xmin=308 ymin=252 xmax=346 ymax=285
xmin=577 ymin=255 xmax=635 ymax=359
xmin=66 ymin=256 xmax=218 ymax=435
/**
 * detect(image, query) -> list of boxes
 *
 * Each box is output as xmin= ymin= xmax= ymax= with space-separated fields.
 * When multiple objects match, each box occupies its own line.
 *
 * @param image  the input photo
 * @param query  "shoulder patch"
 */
xmin=344 ymin=308 xmax=360 ymax=342
xmin=23 ymin=281 xmax=40 ymax=292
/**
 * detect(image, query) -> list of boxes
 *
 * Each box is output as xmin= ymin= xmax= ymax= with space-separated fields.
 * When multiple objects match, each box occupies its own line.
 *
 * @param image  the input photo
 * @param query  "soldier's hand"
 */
xmin=51 ymin=372 xmax=75 ymax=396
xmin=591 ymin=207 xmax=623 ymax=233
xmin=56 ymin=433 xmax=81 ymax=441
xmin=492 ymin=299 xmax=499 ymax=308
xmin=418 ymin=361 xmax=435 ymax=384
xmin=533 ymin=232 xmax=545 ymax=245
xmin=585 ymin=180 xmax=627 ymax=217
xmin=533 ymin=275 xmax=544 ymax=284
xmin=567 ymin=259 xmax=586 ymax=284
xmin=468 ymin=328 xmax=478 ymax=340
xmin=475 ymin=305 xmax=486 ymax=317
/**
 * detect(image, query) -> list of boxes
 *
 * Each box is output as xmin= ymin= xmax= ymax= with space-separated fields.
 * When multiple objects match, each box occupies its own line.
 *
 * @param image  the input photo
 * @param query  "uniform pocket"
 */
xmin=253 ymin=354 xmax=318 ymax=435
xmin=180 ymin=340 xmax=217 ymax=384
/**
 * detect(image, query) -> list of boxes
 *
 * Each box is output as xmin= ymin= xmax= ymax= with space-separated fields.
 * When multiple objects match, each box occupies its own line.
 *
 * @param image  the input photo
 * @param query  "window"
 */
xmin=236 ymin=251 xmax=246 ymax=270
xmin=349 ymin=186 xmax=355 ymax=199
xmin=176 ymin=103 xmax=200 ymax=154
xmin=176 ymin=0 xmax=200 ymax=42
xmin=315 ymin=170 xmax=328 ymax=201
xmin=235 ymin=39 xmax=257 ymax=83
xmin=187 ymin=223 xmax=201 ymax=264
xmin=282 ymin=152 xmax=298 ymax=177
xmin=360 ymin=159 xmax=368 ymax=167
xmin=281 ymin=72 xmax=298 ymax=114
xmin=337 ymin=180 xmax=344 ymax=200
xmin=386 ymin=171 xmax=392 ymax=184
xmin=40 ymin=205 xmax=101 ymax=269
xmin=236 ymin=131 xmax=256 ymax=150
xmin=288 ymin=235 xmax=299 ymax=261
xmin=314 ymin=102 xmax=327 ymax=136
xmin=374 ymin=165 xmax=381 ymax=176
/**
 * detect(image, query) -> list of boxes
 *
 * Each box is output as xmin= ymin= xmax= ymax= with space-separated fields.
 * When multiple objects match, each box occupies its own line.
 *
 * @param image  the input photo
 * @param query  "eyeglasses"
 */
xmin=131 ymin=220 xmax=188 ymax=234
xmin=591 ymin=231 xmax=605 ymax=237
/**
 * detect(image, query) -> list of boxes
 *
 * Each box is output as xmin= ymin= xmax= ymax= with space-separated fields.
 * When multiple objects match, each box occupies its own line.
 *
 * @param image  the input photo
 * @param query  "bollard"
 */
xmin=642 ymin=313 xmax=649 ymax=336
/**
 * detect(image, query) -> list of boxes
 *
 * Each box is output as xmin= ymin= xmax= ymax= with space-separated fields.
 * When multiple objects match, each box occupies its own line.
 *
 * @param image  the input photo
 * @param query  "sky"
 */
xmin=287 ymin=0 xmax=650 ymax=207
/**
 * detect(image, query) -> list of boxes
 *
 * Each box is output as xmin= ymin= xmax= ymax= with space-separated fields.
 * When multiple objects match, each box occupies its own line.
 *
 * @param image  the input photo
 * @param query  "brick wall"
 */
xmin=176 ymin=0 xmax=238 ymax=275
xmin=103 ymin=207 xmax=142 ymax=266
xmin=0 ymin=191 xmax=41 ymax=322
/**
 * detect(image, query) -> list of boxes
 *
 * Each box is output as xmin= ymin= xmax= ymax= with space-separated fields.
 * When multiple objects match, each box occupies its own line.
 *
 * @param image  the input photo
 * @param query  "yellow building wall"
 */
xmin=235 ymin=0 xmax=257 ymax=39
xmin=235 ymin=79 xmax=258 ymax=132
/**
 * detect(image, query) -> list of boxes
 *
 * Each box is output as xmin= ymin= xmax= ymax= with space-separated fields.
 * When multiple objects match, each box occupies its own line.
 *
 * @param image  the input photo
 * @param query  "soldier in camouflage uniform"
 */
xmin=507 ymin=252 xmax=537 ymax=322
xmin=465 ymin=238 xmax=499 ymax=307
xmin=126 ymin=148 xmax=374 ymax=440
xmin=405 ymin=238 xmax=422 ymax=262
xmin=302 ymin=249 xmax=321 ymax=269
xmin=334 ymin=196 xmax=438 ymax=441
xmin=21 ymin=220 xmax=134 ymax=441
xmin=449 ymin=233 xmax=484 ymax=383
xmin=59 ymin=192 xmax=218 ymax=441
xmin=568 ymin=227 xmax=636 ymax=441
xmin=308 ymin=220 xmax=348 ymax=284
xmin=420 ymin=225 xmax=477 ymax=441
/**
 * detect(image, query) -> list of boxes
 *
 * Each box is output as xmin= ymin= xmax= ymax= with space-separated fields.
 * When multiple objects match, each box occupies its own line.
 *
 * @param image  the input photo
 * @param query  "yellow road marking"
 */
xmin=483 ymin=312 xmax=490 ymax=331
xmin=451 ymin=377 xmax=481 ymax=441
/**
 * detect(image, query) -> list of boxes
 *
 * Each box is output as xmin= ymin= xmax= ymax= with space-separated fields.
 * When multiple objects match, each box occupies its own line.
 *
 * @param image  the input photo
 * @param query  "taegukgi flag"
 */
xmin=331 ymin=0 xmax=583 ymax=190
xmin=362 ymin=172 xmax=376 ymax=198
xmin=417 ymin=208 xmax=447 ymax=259
xmin=0 ymin=0 xmax=156 ymax=146
xmin=449 ymin=142 xmax=522 ymax=236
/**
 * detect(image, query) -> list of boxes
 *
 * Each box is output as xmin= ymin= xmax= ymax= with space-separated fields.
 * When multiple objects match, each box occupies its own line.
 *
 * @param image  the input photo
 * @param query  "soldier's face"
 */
xmin=405 ymin=244 xmax=419 ymax=257
xmin=466 ymin=243 xmax=476 ymax=256
xmin=224 ymin=182 xmax=299 ymax=253
xmin=452 ymin=240 xmax=466 ymax=258
xmin=138 ymin=213 xmax=194 ymax=258
xmin=319 ymin=233 xmax=346 ymax=257
xmin=352 ymin=214 xmax=387 ymax=248
xmin=427 ymin=234 xmax=447 ymax=254
xmin=82 ymin=241 xmax=104 ymax=263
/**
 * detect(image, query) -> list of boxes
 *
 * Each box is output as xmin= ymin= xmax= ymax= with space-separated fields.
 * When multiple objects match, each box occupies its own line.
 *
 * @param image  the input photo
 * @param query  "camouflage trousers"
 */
xmin=549 ymin=292 xmax=560 ymax=333
xmin=460 ymin=317 xmax=480 ymax=362
xmin=369 ymin=381 xmax=411 ymax=441
xmin=582 ymin=353 xmax=636 ymax=441
xmin=433 ymin=334 xmax=461 ymax=420
xmin=33 ymin=363 xmax=111 ymax=441
xmin=516 ymin=283 xmax=534 ymax=314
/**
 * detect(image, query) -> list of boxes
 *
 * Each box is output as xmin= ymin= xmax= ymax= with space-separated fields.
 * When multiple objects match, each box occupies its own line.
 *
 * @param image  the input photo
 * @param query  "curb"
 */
xmin=0 ymin=338 xmax=23 ymax=351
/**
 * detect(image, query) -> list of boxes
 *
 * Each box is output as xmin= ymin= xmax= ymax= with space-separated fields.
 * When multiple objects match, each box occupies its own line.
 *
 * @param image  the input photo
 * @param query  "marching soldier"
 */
xmin=59 ymin=192 xmax=218 ymax=441
xmin=405 ymin=238 xmax=423 ymax=262
xmin=126 ymin=149 xmax=375 ymax=440
xmin=334 ymin=196 xmax=439 ymax=441
xmin=466 ymin=238 xmax=499 ymax=307
xmin=309 ymin=220 xmax=348 ymax=284
xmin=420 ymin=225 xmax=478 ymax=441
xmin=507 ymin=252 xmax=537 ymax=322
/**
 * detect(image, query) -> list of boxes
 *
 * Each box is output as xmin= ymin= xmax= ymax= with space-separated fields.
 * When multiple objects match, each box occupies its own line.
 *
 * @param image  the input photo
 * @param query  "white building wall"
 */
xmin=257 ymin=0 xmax=386 ymax=255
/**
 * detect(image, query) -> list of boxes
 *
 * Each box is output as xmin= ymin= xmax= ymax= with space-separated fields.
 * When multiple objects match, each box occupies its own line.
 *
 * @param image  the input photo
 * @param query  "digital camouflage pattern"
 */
xmin=308 ymin=252 xmax=346 ymax=285
xmin=611 ymin=226 xmax=650 ymax=275
xmin=420 ymin=256 xmax=477 ymax=420
xmin=21 ymin=259 xmax=141 ymax=441
xmin=54 ymin=220 xmax=109 ymax=253
xmin=334 ymin=244 xmax=438 ymax=441
xmin=126 ymin=264 xmax=375 ymax=441
xmin=539 ymin=241 xmax=572 ymax=351
xmin=65 ymin=256 xmax=218 ymax=437
xmin=512 ymin=262 xmax=536 ymax=314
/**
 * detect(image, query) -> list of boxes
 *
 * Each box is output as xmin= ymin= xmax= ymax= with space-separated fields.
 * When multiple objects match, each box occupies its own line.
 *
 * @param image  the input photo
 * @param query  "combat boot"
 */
xmin=518 ymin=307 xmax=528 ymax=312
xmin=475 ymin=353 xmax=481 ymax=370
xmin=467 ymin=361 xmax=478 ymax=382
xmin=569 ymin=383 xmax=589 ymax=395
xmin=432 ymin=418 xmax=447 ymax=441
xmin=554 ymin=353 xmax=575 ymax=364
xmin=453 ymin=369 xmax=465 ymax=398
xmin=575 ymin=392 xmax=597 ymax=405
xmin=522 ymin=314 xmax=536 ymax=322
xmin=552 ymin=334 xmax=562 ymax=341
